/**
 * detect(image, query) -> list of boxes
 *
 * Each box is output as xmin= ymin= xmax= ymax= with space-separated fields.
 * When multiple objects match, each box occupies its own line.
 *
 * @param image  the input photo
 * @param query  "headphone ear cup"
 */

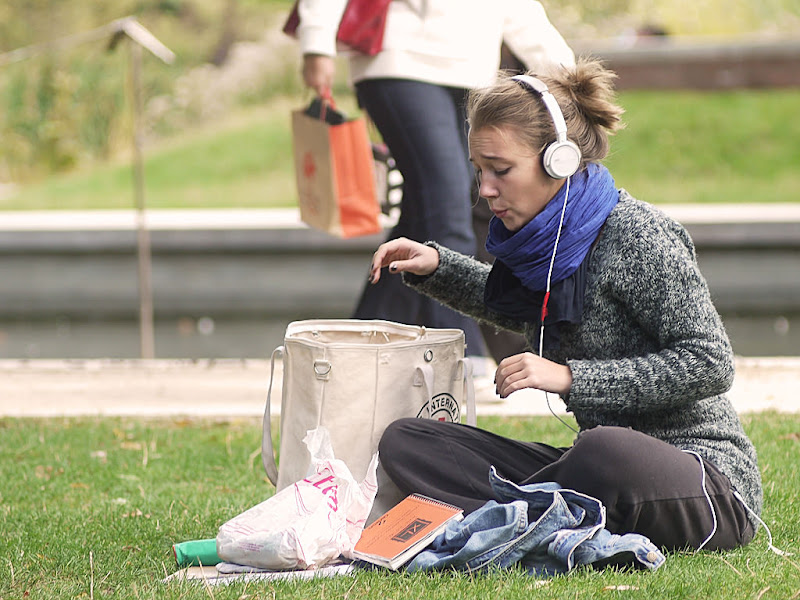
xmin=543 ymin=140 xmax=582 ymax=179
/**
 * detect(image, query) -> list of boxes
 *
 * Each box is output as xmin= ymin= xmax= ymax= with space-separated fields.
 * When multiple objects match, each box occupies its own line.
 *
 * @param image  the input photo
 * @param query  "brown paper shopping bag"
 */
xmin=290 ymin=99 xmax=382 ymax=238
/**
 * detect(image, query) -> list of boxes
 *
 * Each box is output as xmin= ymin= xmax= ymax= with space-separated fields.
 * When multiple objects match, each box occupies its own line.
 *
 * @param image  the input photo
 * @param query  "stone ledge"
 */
xmin=0 ymin=356 xmax=797 ymax=418
xmin=1 ymin=205 xmax=798 ymax=253
xmin=577 ymin=36 xmax=800 ymax=89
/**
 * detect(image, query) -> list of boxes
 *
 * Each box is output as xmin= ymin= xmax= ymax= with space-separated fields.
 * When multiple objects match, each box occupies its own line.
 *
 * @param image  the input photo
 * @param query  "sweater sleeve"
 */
xmin=403 ymin=243 xmax=527 ymax=334
xmin=566 ymin=214 xmax=735 ymax=416
xmin=502 ymin=0 xmax=575 ymax=70
xmin=296 ymin=0 xmax=348 ymax=56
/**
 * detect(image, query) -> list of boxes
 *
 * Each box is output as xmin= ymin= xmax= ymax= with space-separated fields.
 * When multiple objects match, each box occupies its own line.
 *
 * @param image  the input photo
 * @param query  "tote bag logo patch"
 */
xmin=417 ymin=393 xmax=460 ymax=422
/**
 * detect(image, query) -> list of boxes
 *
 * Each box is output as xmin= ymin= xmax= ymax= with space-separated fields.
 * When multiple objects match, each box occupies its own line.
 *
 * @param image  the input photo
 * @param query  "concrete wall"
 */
xmin=580 ymin=37 xmax=800 ymax=89
xmin=2 ymin=40 xmax=798 ymax=358
xmin=1 ymin=219 xmax=798 ymax=319
xmin=0 ymin=207 xmax=798 ymax=358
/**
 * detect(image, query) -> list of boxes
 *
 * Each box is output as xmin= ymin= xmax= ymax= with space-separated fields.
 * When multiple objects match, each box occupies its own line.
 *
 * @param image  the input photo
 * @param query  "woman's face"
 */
xmin=469 ymin=125 xmax=564 ymax=232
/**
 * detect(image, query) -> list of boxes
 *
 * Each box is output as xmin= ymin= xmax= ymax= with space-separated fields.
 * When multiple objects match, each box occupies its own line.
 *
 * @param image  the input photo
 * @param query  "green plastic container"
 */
xmin=172 ymin=539 xmax=221 ymax=567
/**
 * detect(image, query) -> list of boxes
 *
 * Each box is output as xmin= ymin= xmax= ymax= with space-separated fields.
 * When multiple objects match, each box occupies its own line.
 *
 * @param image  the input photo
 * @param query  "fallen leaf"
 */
xmin=34 ymin=465 xmax=63 ymax=480
xmin=122 ymin=509 xmax=151 ymax=519
xmin=90 ymin=450 xmax=108 ymax=462
xmin=604 ymin=585 xmax=639 ymax=591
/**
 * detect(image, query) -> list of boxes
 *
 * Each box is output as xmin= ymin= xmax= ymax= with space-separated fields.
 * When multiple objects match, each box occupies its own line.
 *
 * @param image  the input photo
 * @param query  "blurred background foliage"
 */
xmin=1 ymin=0 xmax=799 ymax=195
xmin=0 ymin=0 xmax=297 ymax=183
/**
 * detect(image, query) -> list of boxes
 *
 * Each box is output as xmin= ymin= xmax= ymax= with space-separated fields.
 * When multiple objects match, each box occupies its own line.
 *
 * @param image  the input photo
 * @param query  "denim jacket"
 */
xmin=406 ymin=468 xmax=666 ymax=576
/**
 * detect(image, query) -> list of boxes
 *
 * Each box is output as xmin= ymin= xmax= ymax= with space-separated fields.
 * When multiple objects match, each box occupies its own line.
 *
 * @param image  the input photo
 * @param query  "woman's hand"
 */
xmin=302 ymin=54 xmax=336 ymax=96
xmin=495 ymin=352 xmax=573 ymax=398
xmin=368 ymin=238 xmax=440 ymax=284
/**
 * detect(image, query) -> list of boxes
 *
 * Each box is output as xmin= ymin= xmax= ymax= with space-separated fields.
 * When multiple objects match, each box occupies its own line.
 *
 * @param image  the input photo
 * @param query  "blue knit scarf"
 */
xmin=484 ymin=163 xmax=619 ymax=349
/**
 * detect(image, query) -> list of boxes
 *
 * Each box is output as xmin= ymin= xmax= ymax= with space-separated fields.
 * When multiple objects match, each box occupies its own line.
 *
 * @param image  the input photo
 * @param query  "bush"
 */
xmin=0 ymin=0 xmax=295 ymax=183
xmin=1 ymin=0 xmax=798 ymax=184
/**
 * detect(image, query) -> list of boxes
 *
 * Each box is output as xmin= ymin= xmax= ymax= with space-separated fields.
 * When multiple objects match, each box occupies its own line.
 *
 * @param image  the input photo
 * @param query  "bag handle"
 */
xmin=318 ymin=90 xmax=336 ymax=122
xmin=414 ymin=359 xmax=476 ymax=427
xmin=261 ymin=345 xmax=285 ymax=485
xmin=459 ymin=357 xmax=477 ymax=427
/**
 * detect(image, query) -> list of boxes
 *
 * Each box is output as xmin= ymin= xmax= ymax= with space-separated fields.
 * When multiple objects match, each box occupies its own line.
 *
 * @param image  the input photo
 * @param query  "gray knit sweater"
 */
xmin=406 ymin=191 xmax=763 ymax=526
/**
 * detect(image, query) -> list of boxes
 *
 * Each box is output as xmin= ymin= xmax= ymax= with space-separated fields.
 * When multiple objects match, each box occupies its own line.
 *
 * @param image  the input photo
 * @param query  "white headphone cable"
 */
xmin=684 ymin=450 xmax=789 ymax=556
xmin=683 ymin=450 xmax=718 ymax=552
xmin=539 ymin=176 xmax=579 ymax=434
xmin=732 ymin=490 xmax=790 ymax=556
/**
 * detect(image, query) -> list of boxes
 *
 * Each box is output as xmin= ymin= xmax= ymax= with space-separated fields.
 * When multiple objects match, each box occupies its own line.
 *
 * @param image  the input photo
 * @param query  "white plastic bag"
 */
xmin=217 ymin=427 xmax=378 ymax=570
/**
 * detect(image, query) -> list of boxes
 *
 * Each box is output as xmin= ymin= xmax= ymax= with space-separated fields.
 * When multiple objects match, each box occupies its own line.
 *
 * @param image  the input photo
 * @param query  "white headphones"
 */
xmin=511 ymin=74 xmax=582 ymax=180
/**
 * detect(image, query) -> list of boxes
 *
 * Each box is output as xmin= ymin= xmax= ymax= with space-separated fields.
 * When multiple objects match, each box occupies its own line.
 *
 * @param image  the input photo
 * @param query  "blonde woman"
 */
xmin=369 ymin=58 xmax=761 ymax=552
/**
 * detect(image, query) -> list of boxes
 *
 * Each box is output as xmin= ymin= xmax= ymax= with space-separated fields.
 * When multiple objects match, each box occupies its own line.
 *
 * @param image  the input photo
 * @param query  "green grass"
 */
xmin=0 ymin=99 xmax=301 ymax=211
xmin=606 ymin=89 xmax=800 ymax=204
xmin=1 ymin=413 xmax=798 ymax=599
xmin=3 ymin=89 xmax=798 ymax=211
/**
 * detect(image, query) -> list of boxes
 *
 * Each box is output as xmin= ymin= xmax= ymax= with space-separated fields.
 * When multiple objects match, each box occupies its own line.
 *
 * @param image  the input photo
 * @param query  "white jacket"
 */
xmin=296 ymin=0 xmax=575 ymax=89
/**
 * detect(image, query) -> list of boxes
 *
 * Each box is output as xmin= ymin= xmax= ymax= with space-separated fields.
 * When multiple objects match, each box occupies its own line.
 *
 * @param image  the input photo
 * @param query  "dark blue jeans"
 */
xmin=353 ymin=78 xmax=486 ymax=357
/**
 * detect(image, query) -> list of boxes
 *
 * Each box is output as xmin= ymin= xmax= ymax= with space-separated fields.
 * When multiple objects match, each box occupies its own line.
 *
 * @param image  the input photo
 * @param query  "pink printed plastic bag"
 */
xmin=217 ymin=427 xmax=379 ymax=570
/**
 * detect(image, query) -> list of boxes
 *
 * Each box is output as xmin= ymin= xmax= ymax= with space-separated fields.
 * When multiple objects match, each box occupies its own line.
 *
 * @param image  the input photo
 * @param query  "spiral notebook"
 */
xmin=352 ymin=494 xmax=463 ymax=570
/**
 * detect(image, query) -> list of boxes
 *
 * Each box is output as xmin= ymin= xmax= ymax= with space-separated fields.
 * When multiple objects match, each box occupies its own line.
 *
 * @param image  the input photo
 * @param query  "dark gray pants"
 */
xmin=379 ymin=419 xmax=754 ymax=551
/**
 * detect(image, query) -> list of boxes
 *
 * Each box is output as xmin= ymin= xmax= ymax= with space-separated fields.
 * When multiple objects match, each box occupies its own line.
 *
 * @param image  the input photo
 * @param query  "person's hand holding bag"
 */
xmin=368 ymin=237 xmax=440 ymax=284
xmin=303 ymin=54 xmax=336 ymax=97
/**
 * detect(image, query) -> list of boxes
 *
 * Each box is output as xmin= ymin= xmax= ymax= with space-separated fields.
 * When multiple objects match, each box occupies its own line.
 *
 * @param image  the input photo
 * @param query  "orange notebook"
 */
xmin=353 ymin=494 xmax=463 ymax=570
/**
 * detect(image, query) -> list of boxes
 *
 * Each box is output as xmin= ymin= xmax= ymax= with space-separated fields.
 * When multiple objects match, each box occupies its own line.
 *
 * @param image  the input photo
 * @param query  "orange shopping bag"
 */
xmin=290 ymin=98 xmax=382 ymax=238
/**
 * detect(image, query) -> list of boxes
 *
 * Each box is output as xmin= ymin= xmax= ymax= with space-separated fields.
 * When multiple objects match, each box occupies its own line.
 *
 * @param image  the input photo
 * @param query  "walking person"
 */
xmin=367 ymin=58 xmax=762 ymax=551
xmin=294 ymin=0 xmax=575 ymax=363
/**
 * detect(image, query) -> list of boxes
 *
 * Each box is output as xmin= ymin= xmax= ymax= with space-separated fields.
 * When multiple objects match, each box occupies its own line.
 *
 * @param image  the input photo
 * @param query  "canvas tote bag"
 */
xmin=261 ymin=319 xmax=476 ymax=514
xmin=290 ymin=98 xmax=382 ymax=239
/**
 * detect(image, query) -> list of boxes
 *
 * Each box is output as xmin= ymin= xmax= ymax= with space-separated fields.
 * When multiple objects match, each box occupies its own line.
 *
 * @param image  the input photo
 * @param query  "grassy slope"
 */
xmin=606 ymin=88 xmax=800 ymax=204
xmin=0 ymin=100 xmax=298 ymax=210
xmin=2 ymin=89 xmax=798 ymax=210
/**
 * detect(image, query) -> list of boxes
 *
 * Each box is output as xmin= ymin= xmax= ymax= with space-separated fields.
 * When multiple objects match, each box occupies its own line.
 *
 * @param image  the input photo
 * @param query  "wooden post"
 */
xmin=130 ymin=41 xmax=155 ymax=359
xmin=0 ymin=18 xmax=173 ymax=360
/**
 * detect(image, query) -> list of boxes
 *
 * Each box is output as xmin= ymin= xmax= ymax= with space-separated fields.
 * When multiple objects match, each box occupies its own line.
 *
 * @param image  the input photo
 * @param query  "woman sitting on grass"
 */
xmin=367 ymin=57 xmax=762 ymax=551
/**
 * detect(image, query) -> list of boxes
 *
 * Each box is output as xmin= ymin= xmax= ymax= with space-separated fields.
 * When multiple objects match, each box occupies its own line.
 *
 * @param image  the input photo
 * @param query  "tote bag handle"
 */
xmin=262 ymin=345 xmax=284 ymax=485
xmin=414 ymin=358 xmax=476 ymax=426
xmin=460 ymin=357 xmax=477 ymax=426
